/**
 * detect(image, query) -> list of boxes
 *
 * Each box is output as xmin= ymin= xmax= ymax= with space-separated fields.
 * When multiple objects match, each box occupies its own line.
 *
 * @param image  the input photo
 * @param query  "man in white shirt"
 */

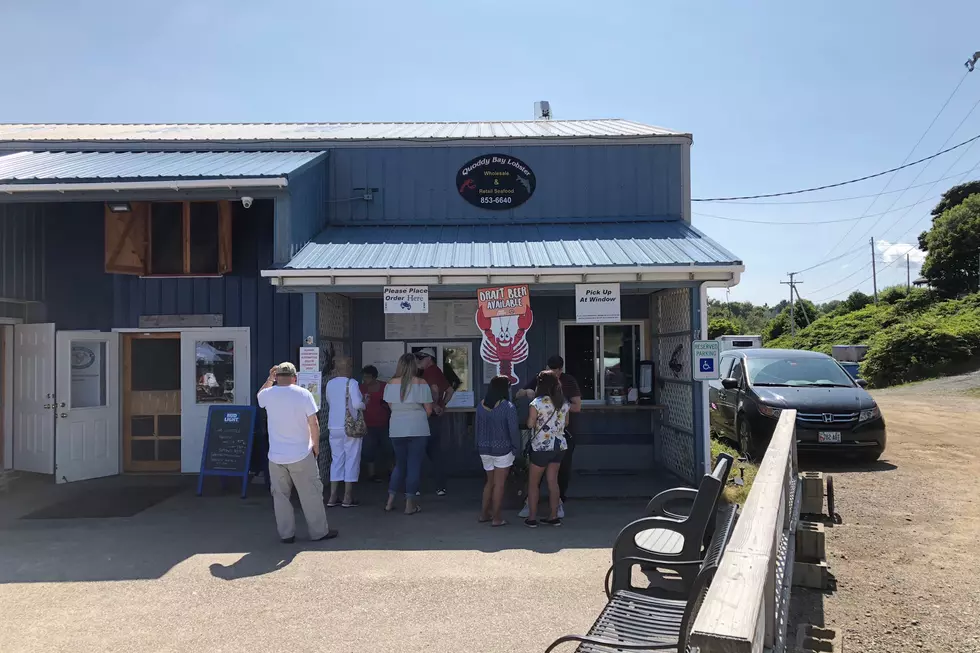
xmin=257 ymin=362 xmax=337 ymax=543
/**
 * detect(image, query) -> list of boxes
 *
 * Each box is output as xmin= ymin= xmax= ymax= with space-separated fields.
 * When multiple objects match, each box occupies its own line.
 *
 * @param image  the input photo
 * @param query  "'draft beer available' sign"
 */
xmin=457 ymin=153 xmax=536 ymax=210
xmin=476 ymin=285 xmax=533 ymax=385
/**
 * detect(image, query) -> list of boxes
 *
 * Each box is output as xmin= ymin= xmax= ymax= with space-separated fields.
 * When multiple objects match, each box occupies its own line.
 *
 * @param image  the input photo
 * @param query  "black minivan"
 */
xmin=708 ymin=349 xmax=886 ymax=461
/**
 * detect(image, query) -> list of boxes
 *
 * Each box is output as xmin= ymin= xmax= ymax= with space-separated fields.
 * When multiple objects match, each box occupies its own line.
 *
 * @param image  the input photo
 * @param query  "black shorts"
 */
xmin=529 ymin=448 xmax=566 ymax=468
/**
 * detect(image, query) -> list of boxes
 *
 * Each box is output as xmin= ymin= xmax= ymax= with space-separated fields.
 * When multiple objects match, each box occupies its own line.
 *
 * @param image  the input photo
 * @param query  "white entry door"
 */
xmin=179 ymin=329 xmax=251 ymax=473
xmin=13 ymin=323 xmax=55 ymax=474
xmin=54 ymin=331 xmax=120 ymax=483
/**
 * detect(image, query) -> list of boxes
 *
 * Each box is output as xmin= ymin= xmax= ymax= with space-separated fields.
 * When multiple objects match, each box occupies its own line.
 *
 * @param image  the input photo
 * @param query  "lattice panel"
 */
xmin=657 ymin=288 xmax=690 ymax=334
xmin=658 ymin=380 xmax=693 ymax=433
xmin=659 ymin=424 xmax=695 ymax=483
xmin=318 ymin=293 xmax=350 ymax=339
xmin=658 ymin=334 xmax=691 ymax=383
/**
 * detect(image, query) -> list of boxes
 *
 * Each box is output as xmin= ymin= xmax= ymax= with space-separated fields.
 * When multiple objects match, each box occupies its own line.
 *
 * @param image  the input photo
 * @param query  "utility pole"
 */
xmin=907 ymin=253 xmax=911 ymax=292
xmin=780 ymin=273 xmax=802 ymax=341
xmin=870 ymin=237 xmax=879 ymax=304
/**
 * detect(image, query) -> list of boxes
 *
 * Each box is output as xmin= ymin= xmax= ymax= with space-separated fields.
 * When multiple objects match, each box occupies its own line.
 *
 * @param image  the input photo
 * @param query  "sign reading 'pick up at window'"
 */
xmin=575 ymin=283 xmax=621 ymax=323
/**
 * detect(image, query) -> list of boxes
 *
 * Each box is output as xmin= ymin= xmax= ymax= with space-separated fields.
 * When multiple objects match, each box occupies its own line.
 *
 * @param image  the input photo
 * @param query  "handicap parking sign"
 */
xmin=692 ymin=340 xmax=721 ymax=380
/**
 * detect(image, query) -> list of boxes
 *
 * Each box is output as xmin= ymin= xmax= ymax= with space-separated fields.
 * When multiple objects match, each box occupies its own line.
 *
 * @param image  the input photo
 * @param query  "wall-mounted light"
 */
xmin=107 ymin=202 xmax=131 ymax=213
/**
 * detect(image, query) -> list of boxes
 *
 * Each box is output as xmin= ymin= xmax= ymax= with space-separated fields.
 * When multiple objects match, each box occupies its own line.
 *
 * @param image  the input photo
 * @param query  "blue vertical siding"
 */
xmin=41 ymin=200 xmax=303 ymax=403
xmin=328 ymin=144 xmax=682 ymax=225
xmin=0 ymin=203 xmax=46 ymax=318
xmin=277 ymin=158 xmax=328 ymax=262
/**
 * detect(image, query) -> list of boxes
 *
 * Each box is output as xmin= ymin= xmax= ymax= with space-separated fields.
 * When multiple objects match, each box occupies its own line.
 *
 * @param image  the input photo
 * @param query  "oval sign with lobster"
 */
xmin=456 ymin=153 xmax=536 ymax=210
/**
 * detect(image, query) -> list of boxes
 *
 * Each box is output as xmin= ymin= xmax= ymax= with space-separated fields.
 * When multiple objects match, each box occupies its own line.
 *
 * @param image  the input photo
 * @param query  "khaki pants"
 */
xmin=268 ymin=453 xmax=329 ymax=540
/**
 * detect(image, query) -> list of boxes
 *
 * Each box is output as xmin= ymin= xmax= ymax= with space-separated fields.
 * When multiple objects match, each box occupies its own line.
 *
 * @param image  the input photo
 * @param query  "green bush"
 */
xmin=862 ymin=318 xmax=980 ymax=386
xmin=766 ymin=291 xmax=980 ymax=387
xmin=709 ymin=317 xmax=741 ymax=340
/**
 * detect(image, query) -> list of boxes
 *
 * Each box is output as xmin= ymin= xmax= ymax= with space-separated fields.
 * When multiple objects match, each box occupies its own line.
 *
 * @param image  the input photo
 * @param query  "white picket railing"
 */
xmin=691 ymin=409 xmax=801 ymax=653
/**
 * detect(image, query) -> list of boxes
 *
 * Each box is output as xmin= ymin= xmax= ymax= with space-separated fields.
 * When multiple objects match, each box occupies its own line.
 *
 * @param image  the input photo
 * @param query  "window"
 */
xmin=105 ymin=200 xmax=232 ymax=276
xmin=719 ymin=355 xmax=736 ymax=380
xmin=560 ymin=322 xmax=644 ymax=402
xmin=407 ymin=342 xmax=474 ymax=407
xmin=70 ymin=341 xmax=107 ymax=409
xmin=730 ymin=359 xmax=744 ymax=388
xmin=195 ymin=340 xmax=236 ymax=404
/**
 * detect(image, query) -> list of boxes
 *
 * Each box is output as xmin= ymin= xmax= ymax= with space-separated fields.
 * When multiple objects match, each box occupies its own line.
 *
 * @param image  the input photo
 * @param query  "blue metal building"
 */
xmin=0 ymin=118 xmax=742 ymax=487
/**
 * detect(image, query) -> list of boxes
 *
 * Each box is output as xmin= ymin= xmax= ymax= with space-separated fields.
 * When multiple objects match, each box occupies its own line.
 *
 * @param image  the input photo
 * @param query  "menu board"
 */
xmin=362 ymin=341 xmax=406 ymax=379
xmin=197 ymin=406 xmax=256 ymax=498
xmin=385 ymin=300 xmax=481 ymax=340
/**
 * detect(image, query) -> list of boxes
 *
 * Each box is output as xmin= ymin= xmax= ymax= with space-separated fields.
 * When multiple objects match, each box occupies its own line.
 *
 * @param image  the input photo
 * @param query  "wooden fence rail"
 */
xmin=691 ymin=409 xmax=801 ymax=653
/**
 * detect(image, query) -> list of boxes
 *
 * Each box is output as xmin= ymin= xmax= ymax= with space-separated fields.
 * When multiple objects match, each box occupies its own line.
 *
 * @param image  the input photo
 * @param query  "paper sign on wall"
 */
xmin=297 ymin=372 xmax=322 ymax=409
xmin=476 ymin=284 xmax=532 ymax=385
xmin=299 ymin=346 xmax=320 ymax=373
xmin=384 ymin=286 xmax=429 ymax=314
xmin=575 ymin=283 xmax=621 ymax=323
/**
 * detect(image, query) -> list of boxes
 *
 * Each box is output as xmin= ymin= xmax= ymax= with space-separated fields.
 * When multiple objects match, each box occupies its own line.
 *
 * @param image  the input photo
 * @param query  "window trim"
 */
xmin=559 ymin=320 xmax=646 ymax=405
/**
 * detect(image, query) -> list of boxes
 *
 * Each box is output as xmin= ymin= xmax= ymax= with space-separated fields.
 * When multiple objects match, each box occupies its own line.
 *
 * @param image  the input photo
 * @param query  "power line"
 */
xmin=814 ymin=70 xmax=977 ymax=266
xmin=693 ymin=195 xmax=939 ymax=226
xmin=698 ymin=171 xmax=974 ymax=205
xmin=691 ymin=131 xmax=980 ymax=202
xmin=841 ymin=93 xmax=980 ymax=251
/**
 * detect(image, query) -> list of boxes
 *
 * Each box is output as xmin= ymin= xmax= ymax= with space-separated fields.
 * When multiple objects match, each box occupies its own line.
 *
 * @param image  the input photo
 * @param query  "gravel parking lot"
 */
xmin=792 ymin=371 xmax=980 ymax=652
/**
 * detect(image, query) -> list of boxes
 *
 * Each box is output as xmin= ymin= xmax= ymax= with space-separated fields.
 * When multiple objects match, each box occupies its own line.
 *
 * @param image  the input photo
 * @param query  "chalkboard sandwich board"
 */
xmin=197 ymin=405 xmax=257 ymax=499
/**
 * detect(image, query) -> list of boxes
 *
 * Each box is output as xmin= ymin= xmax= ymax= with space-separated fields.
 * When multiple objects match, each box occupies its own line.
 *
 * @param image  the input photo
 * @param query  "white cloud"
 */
xmin=877 ymin=240 xmax=926 ymax=265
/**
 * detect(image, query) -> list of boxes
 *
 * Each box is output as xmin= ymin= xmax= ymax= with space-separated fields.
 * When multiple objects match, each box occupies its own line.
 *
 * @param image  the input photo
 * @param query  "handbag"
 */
xmin=344 ymin=379 xmax=367 ymax=438
xmin=526 ymin=406 xmax=558 ymax=455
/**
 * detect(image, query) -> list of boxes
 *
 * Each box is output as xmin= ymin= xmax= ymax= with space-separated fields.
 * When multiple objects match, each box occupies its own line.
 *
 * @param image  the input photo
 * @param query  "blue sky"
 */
xmin=2 ymin=0 xmax=979 ymax=305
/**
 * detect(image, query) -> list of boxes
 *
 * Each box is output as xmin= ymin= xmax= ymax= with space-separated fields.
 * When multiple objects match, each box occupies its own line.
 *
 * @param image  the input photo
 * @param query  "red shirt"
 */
xmin=359 ymin=381 xmax=390 ymax=428
xmin=422 ymin=365 xmax=451 ymax=408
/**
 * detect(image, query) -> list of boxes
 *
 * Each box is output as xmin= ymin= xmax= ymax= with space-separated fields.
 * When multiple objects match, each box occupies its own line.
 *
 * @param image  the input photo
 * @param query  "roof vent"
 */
xmin=534 ymin=101 xmax=552 ymax=120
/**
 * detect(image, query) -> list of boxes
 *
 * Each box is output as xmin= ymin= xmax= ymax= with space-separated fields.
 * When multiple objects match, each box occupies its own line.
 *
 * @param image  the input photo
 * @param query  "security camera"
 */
xmin=241 ymin=196 xmax=253 ymax=209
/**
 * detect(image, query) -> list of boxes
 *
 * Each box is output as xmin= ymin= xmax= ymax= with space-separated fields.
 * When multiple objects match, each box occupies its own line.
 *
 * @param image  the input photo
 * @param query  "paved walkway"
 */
xmin=0 ymin=475 xmax=654 ymax=653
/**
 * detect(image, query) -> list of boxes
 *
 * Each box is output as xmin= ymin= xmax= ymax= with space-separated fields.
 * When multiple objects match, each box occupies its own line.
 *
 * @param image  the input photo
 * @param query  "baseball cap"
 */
xmin=275 ymin=362 xmax=298 ymax=376
xmin=416 ymin=347 xmax=437 ymax=360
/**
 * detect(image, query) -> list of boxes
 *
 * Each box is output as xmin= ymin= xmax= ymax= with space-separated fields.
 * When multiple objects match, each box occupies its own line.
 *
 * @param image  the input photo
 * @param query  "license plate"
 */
xmin=818 ymin=431 xmax=842 ymax=443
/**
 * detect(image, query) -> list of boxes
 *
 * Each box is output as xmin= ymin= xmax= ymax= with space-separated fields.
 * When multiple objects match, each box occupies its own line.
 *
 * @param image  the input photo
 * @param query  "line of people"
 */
xmin=256 ymin=352 xmax=580 ymax=542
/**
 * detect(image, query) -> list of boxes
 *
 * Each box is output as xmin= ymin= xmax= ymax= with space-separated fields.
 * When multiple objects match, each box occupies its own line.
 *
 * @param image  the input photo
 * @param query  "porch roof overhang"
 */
xmin=261 ymin=221 xmax=744 ymax=288
xmin=0 ymin=150 xmax=326 ymax=195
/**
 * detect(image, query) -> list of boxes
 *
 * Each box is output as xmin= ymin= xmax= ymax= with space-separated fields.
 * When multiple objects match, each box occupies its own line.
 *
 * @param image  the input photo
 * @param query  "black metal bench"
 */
xmin=545 ymin=504 xmax=737 ymax=652
xmin=606 ymin=454 xmax=734 ymax=598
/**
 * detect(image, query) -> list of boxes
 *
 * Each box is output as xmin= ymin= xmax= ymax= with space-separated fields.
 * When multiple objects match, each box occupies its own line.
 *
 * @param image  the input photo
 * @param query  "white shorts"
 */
xmin=480 ymin=452 xmax=515 ymax=471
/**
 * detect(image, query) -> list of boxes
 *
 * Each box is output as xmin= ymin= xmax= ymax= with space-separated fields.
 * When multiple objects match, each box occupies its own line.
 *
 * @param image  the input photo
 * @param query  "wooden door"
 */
xmin=122 ymin=333 xmax=182 ymax=472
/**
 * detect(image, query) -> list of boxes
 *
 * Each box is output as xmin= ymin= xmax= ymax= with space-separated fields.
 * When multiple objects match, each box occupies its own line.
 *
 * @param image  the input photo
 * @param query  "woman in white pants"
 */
xmin=324 ymin=357 xmax=365 ymax=507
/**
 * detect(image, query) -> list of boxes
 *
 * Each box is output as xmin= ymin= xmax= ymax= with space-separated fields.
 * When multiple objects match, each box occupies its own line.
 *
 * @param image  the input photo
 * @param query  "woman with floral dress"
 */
xmin=525 ymin=371 xmax=569 ymax=527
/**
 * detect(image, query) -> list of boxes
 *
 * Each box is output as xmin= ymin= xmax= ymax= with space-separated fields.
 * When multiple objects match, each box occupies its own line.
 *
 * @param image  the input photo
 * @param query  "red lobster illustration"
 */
xmin=476 ymin=308 xmax=533 ymax=385
xmin=459 ymin=178 xmax=477 ymax=194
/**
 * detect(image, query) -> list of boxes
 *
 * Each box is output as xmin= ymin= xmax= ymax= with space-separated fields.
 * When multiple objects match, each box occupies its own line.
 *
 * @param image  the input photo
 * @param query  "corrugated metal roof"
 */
xmin=284 ymin=221 xmax=740 ymax=271
xmin=0 ymin=150 xmax=325 ymax=181
xmin=0 ymin=120 xmax=687 ymax=143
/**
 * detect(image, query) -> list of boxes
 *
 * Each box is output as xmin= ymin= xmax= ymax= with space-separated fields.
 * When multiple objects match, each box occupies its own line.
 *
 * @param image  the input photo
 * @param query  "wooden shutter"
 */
xmin=218 ymin=200 xmax=233 ymax=274
xmin=104 ymin=202 xmax=148 ymax=275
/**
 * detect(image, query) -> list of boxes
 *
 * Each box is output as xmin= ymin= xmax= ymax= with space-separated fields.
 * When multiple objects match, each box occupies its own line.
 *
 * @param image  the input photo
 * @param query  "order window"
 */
xmin=561 ymin=322 xmax=644 ymax=402
xmin=105 ymin=200 xmax=232 ymax=276
xmin=407 ymin=342 xmax=474 ymax=406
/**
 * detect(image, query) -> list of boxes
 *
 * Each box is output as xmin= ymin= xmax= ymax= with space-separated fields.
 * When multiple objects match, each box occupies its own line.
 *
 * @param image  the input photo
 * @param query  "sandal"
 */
xmin=342 ymin=500 xmax=360 ymax=508
xmin=326 ymin=501 xmax=340 ymax=508
xmin=491 ymin=520 xmax=509 ymax=527
xmin=405 ymin=506 xmax=422 ymax=515
xmin=478 ymin=516 xmax=492 ymax=523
